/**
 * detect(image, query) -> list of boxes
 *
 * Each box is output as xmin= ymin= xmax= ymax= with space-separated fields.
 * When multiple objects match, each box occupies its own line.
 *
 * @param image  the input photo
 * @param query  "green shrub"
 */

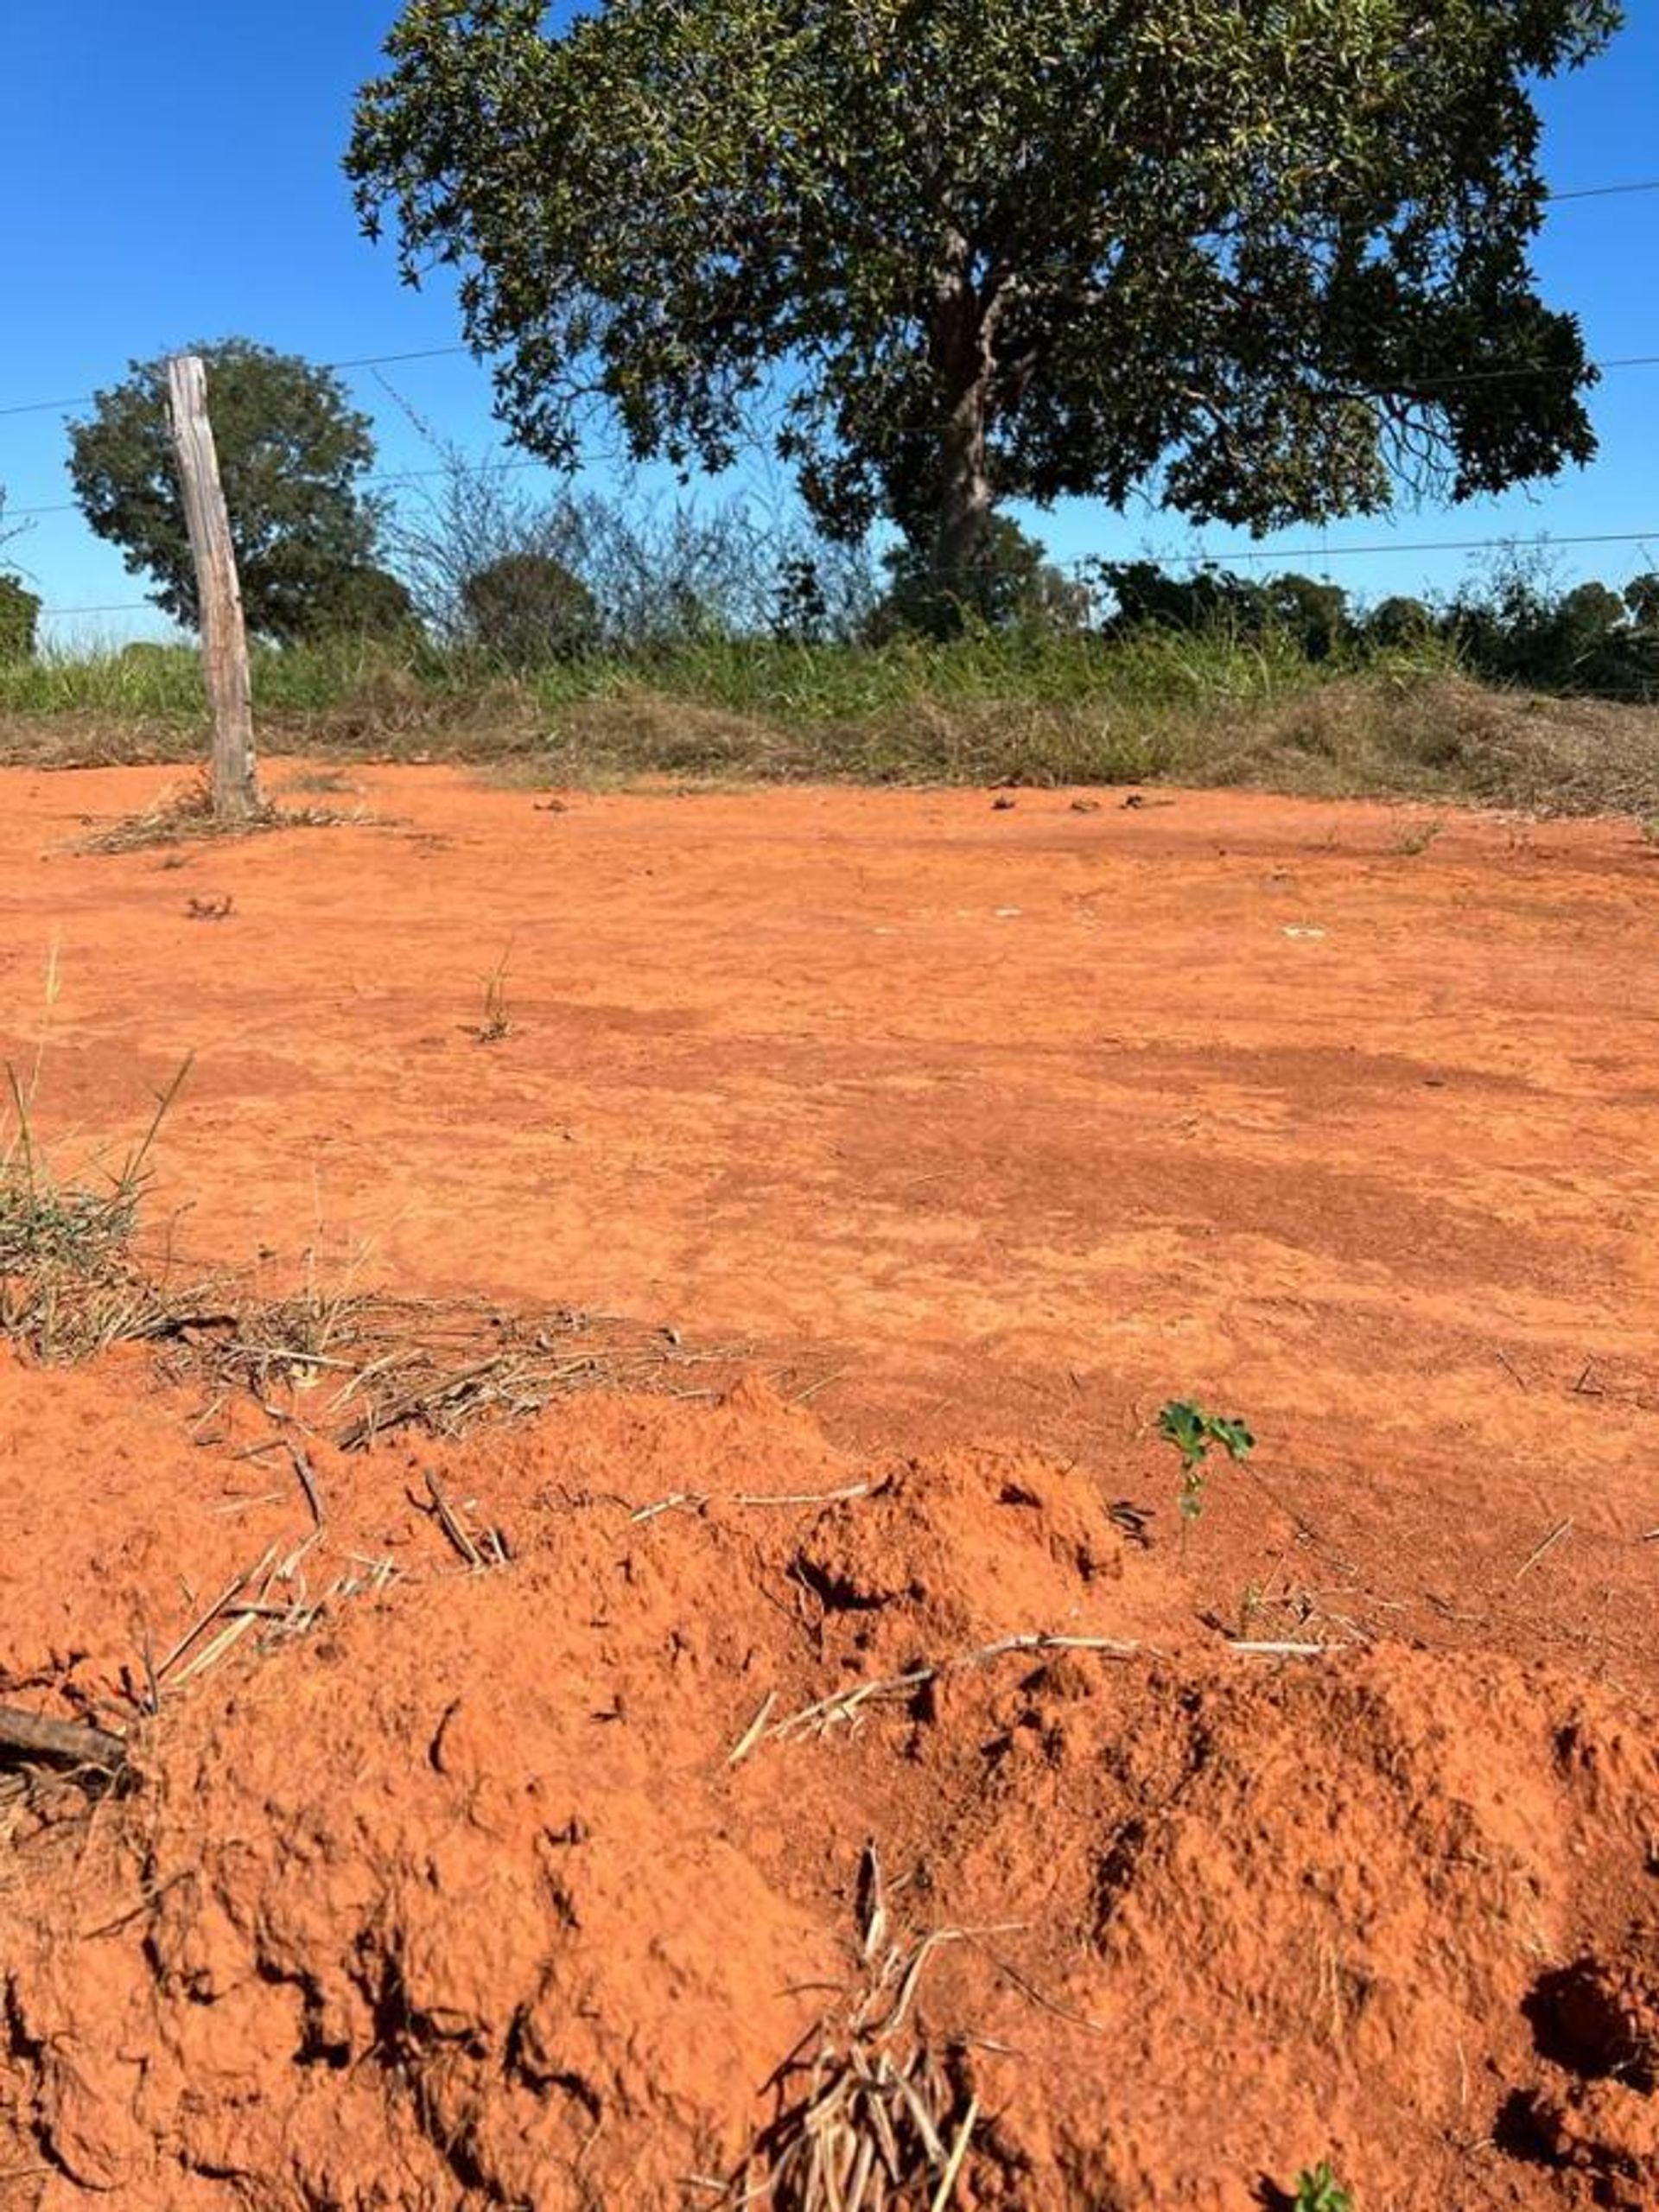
xmin=461 ymin=551 xmax=599 ymax=664
xmin=0 ymin=574 xmax=41 ymax=664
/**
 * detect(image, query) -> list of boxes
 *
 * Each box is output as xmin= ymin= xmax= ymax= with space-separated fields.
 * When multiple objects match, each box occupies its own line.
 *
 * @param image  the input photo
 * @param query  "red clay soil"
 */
xmin=0 ymin=765 xmax=1656 ymax=2209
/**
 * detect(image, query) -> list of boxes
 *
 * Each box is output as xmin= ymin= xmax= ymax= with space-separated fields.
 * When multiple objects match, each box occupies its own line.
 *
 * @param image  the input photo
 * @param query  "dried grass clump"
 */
xmin=78 ymin=774 xmax=373 ymax=855
xmin=724 ymin=1847 xmax=980 ymax=2211
xmin=0 ymin=1062 xmax=196 ymax=1360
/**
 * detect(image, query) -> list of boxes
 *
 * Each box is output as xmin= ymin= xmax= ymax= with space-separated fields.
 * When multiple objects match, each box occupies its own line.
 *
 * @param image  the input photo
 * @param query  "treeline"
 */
xmin=3 ymin=335 xmax=1654 ymax=705
xmin=1090 ymin=556 xmax=1659 ymax=702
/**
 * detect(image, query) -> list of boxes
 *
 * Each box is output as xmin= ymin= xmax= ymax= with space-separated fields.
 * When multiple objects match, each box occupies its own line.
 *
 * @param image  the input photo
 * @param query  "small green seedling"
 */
xmin=1157 ymin=1399 xmax=1254 ymax=1529
xmin=1289 ymin=2162 xmax=1353 ymax=2212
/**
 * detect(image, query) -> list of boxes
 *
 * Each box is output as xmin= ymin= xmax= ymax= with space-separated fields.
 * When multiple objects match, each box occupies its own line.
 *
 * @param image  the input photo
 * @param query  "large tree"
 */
xmin=68 ymin=340 xmax=384 ymax=643
xmin=348 ymin=1 xmax=1618 ymax=604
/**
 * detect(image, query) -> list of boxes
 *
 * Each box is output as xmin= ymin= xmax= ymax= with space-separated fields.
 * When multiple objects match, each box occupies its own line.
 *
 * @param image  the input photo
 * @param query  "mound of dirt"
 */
xmin=1 ymin=1370 xmax=1654 ymax=2210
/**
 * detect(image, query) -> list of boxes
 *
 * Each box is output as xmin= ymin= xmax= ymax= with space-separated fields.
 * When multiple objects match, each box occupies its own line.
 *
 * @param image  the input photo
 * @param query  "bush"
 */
xmin=1447 ymin=552 xmax=1659 ymax=699
xmin=461 ymin=552 xmax=599 ymax=665
xmin=1366 ymin=594 xmax=1435 ymax=649
xmin=307 ymin=565 xmax=422 ymax=644
xmin=869 ymin=517 xmax=1090 ymax=641
xmin=0 ymin=575 xmax=41 ymax=664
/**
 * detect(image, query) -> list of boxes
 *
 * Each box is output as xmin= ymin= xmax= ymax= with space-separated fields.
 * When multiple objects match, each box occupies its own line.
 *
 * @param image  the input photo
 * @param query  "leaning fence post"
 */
xmin=166 ymin=353 xmax=259 ymax=820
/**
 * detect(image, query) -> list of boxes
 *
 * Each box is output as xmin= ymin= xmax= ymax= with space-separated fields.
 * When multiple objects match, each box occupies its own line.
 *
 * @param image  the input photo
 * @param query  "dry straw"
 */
xmin=714 ymin=1844 xmax=982 ymax=2211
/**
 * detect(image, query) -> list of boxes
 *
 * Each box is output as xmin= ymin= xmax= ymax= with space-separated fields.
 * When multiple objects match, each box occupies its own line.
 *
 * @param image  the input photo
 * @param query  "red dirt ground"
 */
xmin=0 ymin=763 xmax=1655 ymax=2209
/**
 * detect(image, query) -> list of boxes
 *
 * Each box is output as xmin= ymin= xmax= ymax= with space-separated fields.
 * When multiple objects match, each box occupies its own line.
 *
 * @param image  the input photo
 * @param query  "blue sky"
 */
xmin=5 ymin=2 xmax=1657 ymax=644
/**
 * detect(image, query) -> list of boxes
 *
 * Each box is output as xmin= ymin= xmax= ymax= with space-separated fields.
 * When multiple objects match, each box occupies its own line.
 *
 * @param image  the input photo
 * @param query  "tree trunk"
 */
xmin=932 ymin=385 xmax=995 ymax=613
xmin=927 ymin=237 xmax=996 ymax=620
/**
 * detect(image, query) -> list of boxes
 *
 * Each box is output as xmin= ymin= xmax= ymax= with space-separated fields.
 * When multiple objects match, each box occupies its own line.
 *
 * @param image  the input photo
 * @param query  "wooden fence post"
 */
xmin=166 ymin=354 xmax=259 ymax=820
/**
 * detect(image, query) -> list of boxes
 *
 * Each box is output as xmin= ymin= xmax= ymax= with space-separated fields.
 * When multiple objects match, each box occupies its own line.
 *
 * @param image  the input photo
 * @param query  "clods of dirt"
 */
xmin=1 ymin=1371 xmax=1654 ymax=2211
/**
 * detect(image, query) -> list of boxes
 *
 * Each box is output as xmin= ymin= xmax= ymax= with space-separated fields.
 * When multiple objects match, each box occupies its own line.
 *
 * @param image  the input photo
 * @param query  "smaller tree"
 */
xmin=461 ymin=551 xmax=598 ymax=664
xmin=1556 ymin=580 xmax=1627 ymax=652
xmin=1264 ymin=574 xmax=1351 ymax=663
xmin=1096 ymin=560 xmax=1270 ymax=640
xmin=309 ymin=564 xmax=421 ymax=643
xmin=1366 ymin=595 xmax=1436 ymax=650
xmin=871 ymin=517 xmax=1087 ymax=641
xmin=68 ymin=340 xmax=383 ymax=644
xmin=0 ymin=575 xmax=41 ymax=664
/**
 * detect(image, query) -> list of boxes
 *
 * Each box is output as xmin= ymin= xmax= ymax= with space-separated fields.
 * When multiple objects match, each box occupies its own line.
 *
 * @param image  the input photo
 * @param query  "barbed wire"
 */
xmin=8 ymin=342 xmax=1659 ymax=456
xmin=1546 ymin=176 xmax=1659 ymax=201
xmin=0 ymin=344 xmax=475 ymax=423
xmin=35 ymin=601 xmax=156 ymax=620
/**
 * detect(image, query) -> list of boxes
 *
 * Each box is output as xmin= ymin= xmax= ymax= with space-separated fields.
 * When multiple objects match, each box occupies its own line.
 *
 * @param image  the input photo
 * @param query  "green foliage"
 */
xmin=0 ymin=574 xmax=41 ymax=664
xmin=1157 ymin=1400 xmax=1255 ymax=1527
xmin=870 ymin=517 xmax=1087 ymax=640
xmin=1097 ymin=561 xmax=1272 ymax=639
xmin=319 ymin=564 xmax=422 ymax=642
xmin=461 ymin=551 xmax=598 ymax=664
xmin=1265 ymin=575 xmax=1351 ymax=664
xmin=1447 ymin=550 xmax=1659 ymax=698
xmin=67 ymin=339 xmax=383 ymax=644
xmin=1624 ymin=573 xmax=1659 ymax=629
xmin=1289 ymin=2161 xmax=1355 ymax=2212
xmin=1094 ymin=550 xmax=1659 ymax=702
xmin=1366 ymin=595 xmax=1436 ymax=650
xmin=351 ymin=0 xmax=1617 ymax=598
xmin=1098 ymin=562 xmax=1351 ymax=659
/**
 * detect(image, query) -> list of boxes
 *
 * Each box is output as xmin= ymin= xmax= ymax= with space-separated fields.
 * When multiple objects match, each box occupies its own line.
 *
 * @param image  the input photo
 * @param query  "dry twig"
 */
xmin=0 ymin=1705 xmax=126 ymax=1773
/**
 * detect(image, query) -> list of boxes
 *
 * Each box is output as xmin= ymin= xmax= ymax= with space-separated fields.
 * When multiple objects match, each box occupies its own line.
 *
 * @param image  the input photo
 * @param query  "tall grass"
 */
xmin=2 ymin=626 xmax=1656 ymax=817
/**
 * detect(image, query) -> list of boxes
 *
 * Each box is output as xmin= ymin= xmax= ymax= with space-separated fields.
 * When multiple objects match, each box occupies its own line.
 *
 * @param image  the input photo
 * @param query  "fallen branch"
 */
xmin=0 ymin=1705 xmax=127 ymax=1773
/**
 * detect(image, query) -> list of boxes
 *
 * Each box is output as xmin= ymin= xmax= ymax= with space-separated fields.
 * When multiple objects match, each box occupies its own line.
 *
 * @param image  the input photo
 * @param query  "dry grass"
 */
xmin=0 ymin=1059 xmax=199 ymax=1361
xmin=1 ymin=1058 xmax=743 ymax=1427
xmin=5 ymin=636 xmax=1656 ymax=817
xmin=76 ymin=775 xmax=376 ymax=855
xmin=1183 ymin=670 xmax=1659 ymax=816
xmin=160 ymin=1288 xmax=737 ymax=1452
xmin=720 ymin=1847 xmax=980 ymax=2211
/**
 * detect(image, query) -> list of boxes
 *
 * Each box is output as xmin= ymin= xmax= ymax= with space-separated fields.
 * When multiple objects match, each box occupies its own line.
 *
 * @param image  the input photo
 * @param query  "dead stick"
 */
xmin=732 ymin=1482 xmax=872 ymax=1508
xmin=424 ymin=1468 xmax=483 ymax=1567
xmin=286 ymin=1439 xmax=326 ymax=1528
xmin=1492 ymin=1346 xmax=1530 ymax=1391
xmin=1228 ymin=1640 xmax=1348 ymax=1657
xmin=0 ymin=1706 xmax=126 ymax=1772
xmin=1516 ymin=1518 xmax=1573 ymax=1579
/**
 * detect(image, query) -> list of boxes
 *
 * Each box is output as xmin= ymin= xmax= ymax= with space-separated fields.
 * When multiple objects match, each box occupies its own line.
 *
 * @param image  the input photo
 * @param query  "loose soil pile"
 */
xmin=1 ymin=771 xmax=1655 ymax=2208
xmin=0 ymin=1365 xmax=1653 ymax=2209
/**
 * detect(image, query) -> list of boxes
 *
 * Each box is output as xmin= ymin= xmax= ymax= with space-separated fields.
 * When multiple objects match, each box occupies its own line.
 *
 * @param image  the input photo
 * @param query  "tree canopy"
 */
xmin=349 ymin=0 xmax=1619 ymax=599
xmin=67 ymin=340 xmax=384 ymax=644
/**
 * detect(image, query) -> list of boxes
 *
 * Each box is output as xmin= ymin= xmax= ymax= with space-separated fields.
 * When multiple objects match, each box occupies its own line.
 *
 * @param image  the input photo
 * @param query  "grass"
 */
xmin=467 ymin=944 xmax=515 ymax=1044
xmin=3 ymin=630 xmax=1658 ymax=818
xmin=1389 ymin=816 xmax=1445 ymax=856
xmin=0 ymin=1058 xmax=194 ymax=1359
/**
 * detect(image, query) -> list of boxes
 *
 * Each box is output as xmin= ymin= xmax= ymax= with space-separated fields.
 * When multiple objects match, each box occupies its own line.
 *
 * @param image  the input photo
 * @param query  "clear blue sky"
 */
xmin=5 ymin=2 xmax=1657 ymax=644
